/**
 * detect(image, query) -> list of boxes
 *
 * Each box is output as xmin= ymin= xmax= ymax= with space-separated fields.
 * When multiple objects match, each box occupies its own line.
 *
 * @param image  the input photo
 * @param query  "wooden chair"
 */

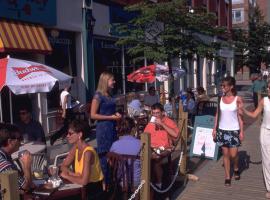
xmin=106 ymin=152 xmax=140 ymax=200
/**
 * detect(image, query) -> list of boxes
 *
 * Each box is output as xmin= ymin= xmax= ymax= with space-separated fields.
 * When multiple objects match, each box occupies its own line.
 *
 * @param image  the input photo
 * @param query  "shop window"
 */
xmin=45 ymin=29 xmax=77 ymax=111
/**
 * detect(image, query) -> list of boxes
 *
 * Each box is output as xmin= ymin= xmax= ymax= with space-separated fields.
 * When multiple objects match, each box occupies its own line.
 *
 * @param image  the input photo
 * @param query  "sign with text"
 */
xmin=190 ymin=115 xmax=219 ymax=160
xmin=0 ymin=0 xmax=56 ymax=26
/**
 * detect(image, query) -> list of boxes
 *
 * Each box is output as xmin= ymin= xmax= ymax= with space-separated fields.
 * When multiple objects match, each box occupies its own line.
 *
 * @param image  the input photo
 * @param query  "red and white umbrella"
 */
xmin=0 ymin=56 xmax=72 ymax=122
xmin=127 ymin=64 xmax=156 ymax=83
xmin=0 ymin=57 xmax=72 ymax=94
xmin=127 ymin=63 xmax=186 ymax=83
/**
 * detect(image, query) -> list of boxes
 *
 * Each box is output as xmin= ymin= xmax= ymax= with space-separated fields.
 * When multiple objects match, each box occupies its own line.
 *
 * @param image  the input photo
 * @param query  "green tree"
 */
xmin=232 ymin=6 xmax=270 ymax=72
xmin=116 ymin=0 xmax=225 ymax=63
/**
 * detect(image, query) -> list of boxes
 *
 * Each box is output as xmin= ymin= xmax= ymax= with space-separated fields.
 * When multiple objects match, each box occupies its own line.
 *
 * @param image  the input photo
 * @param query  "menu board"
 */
xmin=189 ymin=115 xmax=219 ymax=160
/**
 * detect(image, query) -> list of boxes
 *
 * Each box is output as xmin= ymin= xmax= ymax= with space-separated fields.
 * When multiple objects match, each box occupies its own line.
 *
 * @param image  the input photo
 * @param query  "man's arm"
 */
xmin=155 ymin=118 xmax=179 ymax=139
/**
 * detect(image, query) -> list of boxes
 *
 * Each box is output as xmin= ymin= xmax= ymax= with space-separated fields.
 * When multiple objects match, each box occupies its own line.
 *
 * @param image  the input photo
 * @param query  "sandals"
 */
xmin=234 ymin=170 xmax=241 ymax=180
xmin=224 ymin=179 xmax=231 ymax=186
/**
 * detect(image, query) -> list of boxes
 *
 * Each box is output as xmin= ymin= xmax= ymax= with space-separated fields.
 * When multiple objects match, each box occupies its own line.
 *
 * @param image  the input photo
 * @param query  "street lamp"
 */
xmin=87 ymin=14 xmax=96 ymax=32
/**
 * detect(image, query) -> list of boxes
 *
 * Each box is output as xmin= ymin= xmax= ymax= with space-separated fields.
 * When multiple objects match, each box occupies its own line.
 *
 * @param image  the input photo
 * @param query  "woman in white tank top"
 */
xmin=212 ymin=76 xmax=244 ymax=187
xmin=242 ymin=81 xmax=270 ymax=199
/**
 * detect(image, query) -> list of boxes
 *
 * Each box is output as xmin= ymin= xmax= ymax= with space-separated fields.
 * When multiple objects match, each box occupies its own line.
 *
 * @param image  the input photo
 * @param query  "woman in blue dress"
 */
xmin=90 ymin=71 xmax=122 ymax=186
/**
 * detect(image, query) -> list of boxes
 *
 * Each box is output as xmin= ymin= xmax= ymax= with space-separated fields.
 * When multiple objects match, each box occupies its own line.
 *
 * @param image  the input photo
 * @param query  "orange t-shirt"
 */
xmin=144 ymin=116 xmax=179 ymax=148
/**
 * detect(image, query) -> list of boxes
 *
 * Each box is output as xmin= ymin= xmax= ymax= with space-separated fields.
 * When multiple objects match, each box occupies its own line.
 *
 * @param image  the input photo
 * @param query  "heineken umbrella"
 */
xmin=0 ymin=56 xmax=72 ymax=122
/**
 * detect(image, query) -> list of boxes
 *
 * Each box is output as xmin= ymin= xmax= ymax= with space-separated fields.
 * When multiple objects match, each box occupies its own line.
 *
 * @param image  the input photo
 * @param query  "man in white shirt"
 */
xmin=50 ymin=86 xmax=75 ymax=145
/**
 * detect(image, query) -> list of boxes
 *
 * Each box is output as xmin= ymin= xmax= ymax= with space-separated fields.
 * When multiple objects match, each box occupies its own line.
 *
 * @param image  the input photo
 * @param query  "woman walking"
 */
xmin=212 ymin=76 xmax=244 ymax=186
xmin=241 ymin=81 xmax=270 ymax=198
xmin=90 ymin=71 xmax=121 ymax=186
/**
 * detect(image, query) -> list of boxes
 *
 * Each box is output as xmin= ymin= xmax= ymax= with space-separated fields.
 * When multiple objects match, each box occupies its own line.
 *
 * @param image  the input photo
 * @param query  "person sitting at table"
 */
xmin=16 ymin=107 xmax=46 ymax=143
xmin=0 ymin=123 xmax=33 ymax=192
xmin=110 ymin=117 xmax=141 ymax=187
xmin=60 ymin=119 xmax=104 ymax=200
xmin=144 ymin=86 xmax=159 ymax=109
xmin=127 ymin=92 xmax=142 ymax=117
xmin=144 ymin=103 xmax=179 ymax=189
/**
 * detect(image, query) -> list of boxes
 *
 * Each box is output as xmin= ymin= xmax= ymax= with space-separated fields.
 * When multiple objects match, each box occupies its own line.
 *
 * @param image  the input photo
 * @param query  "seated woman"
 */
xmin=60 ymin=120 xmax=104 ymax=200
xmin=110 ymin=117 xmax=141 ymax=187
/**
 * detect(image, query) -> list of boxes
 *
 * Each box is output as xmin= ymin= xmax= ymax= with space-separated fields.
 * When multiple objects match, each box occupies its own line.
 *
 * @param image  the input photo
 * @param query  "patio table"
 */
xmin=23 ymin=180 xmax=86 ymax=200
xmin=12 ymin=142 xmax=46 ymax=159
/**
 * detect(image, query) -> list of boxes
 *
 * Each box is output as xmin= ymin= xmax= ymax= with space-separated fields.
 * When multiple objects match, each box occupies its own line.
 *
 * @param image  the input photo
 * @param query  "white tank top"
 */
xmin=219 ymin=96 xmax=240 ymax=131
xmin=262 ymin=97 xmax=270 ymax=129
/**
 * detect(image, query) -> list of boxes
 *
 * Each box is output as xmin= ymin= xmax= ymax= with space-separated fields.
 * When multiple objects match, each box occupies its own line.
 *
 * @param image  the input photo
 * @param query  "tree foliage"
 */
xmin=232 ymin=6 xmax=270 ymax=72
xmin=115 ymin=0 xmax=226 ymax=63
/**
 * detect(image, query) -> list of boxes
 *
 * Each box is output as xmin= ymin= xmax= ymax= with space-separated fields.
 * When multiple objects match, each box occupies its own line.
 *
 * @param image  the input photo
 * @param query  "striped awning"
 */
xmin=0 ymin=20 xmax=52 ymax=54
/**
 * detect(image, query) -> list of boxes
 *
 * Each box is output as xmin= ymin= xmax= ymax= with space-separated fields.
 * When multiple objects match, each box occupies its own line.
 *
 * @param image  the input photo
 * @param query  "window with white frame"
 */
xmin=232 ymin=9 xmax=244 ymax=23
xmin=232 ymin=0 xmax=244 ymax=4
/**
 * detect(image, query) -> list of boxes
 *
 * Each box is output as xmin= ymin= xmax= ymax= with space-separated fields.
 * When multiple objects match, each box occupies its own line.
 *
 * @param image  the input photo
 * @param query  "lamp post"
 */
xmin=82 ymin=0 xmax=96 ymax=100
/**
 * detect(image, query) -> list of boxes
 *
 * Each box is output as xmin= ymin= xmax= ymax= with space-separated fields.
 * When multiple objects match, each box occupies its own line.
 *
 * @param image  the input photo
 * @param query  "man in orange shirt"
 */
xmin=144 ymin=103 xmax=179 ymax=189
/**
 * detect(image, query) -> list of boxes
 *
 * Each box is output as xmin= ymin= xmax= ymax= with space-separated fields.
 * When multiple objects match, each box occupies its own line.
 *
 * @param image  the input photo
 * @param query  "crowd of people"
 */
xmin=3 ymin=70 xmax=270 ymax=199
xmin=0 ymin=70 xmax=213 ymax=199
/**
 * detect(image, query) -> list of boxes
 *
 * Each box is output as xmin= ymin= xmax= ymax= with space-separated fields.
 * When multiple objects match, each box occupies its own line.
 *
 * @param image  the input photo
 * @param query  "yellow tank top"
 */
xmin=74 ymin=146 xmax=104 ymax=183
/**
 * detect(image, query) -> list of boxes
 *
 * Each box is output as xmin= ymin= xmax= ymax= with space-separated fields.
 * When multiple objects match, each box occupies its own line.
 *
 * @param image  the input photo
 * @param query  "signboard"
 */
xmin=190 ymin=115 xmax=219 ymax=160
xmin=0 ymin=0 xmax=56 ymax=26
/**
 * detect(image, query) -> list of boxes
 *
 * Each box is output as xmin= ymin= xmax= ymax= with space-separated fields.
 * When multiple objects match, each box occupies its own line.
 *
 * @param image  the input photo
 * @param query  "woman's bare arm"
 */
xmin=90 ymin=98 xmax=121 ymax=121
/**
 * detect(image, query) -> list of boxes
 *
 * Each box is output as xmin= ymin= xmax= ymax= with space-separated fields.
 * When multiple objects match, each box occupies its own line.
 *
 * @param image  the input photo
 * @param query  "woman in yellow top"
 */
xmin=60 ymin=119 xmax=104 ymax=200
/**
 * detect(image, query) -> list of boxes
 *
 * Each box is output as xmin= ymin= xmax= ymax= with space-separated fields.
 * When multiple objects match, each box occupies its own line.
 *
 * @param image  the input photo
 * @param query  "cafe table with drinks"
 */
xmin=23 ymin=164 xmax=86 ymax=200
xmin=11 ymin=142 xmax=85 ymax=200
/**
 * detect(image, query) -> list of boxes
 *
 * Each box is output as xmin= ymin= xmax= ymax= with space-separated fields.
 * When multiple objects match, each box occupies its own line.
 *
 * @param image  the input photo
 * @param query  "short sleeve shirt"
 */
xmin=0 ymin=149 xmax=25 ymax=189
xmin=144 ymin=117 xmax=179 ymax=148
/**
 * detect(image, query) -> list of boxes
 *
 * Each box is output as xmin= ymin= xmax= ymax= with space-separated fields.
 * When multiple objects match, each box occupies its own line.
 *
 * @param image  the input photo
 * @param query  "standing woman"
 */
xmin=212 ymin=76 xmax=244 ymax=186
xmin=241 ymin=81 xmax=270 ymax=198
xmin=90 ymin=71 xmax=121 ymax=185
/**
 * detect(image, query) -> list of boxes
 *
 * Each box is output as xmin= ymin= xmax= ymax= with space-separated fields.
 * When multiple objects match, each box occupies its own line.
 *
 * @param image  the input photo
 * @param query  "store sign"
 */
xmin=0 ymin=0 xmax=56 ymax=26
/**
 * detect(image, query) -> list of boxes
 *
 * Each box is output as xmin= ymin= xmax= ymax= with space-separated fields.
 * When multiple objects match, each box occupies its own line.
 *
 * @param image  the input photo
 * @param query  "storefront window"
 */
xmin=45 ymin=29 xmax=77 ymax=111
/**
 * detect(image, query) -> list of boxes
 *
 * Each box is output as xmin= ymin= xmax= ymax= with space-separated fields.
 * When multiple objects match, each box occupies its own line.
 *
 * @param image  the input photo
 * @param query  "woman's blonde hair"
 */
xmin=96 ymin=71 xmax=114 ymax=96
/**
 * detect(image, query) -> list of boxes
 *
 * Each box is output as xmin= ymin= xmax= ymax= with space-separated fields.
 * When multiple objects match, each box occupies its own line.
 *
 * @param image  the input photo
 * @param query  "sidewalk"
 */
xmin=176 ymin=106 xmax=265 ymax=200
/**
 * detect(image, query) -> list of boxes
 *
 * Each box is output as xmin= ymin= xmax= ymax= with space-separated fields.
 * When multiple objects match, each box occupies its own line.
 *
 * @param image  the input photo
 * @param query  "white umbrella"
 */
xmin=0 ymin=56 xmax=72 ymax=122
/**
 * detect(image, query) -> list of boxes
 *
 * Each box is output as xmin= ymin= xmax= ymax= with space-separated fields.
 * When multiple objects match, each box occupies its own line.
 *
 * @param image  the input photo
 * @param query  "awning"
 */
xmin=0 ymin=20 xmax=52 ymax=54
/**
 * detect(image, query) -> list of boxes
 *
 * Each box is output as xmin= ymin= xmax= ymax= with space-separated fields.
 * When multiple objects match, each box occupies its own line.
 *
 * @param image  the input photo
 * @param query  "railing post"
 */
xmin=0 ymin=170 xmax=19 ymax=200
xmin=140 ymin=133 xmax=150 ymax=200
xmin=179 ymin=112 xmax=188 ymax=176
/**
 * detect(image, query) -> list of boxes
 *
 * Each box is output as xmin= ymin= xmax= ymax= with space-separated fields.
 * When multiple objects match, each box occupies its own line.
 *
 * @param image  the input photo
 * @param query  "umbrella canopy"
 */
xmin=127 ymin=64 xmax=156 ymax=83
xmin=127 ymin=64 xmax=186 ymax=83
xmin=0 ymin=57 xmax=72 ymax=94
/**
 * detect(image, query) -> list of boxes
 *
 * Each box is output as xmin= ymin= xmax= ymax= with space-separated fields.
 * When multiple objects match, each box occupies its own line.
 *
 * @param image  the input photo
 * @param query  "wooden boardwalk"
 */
xmin=176 ymin=109 xmax=266 ymax=200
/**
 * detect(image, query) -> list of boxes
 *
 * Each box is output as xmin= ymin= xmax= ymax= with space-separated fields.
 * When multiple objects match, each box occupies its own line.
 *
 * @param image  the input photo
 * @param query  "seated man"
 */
xmin=144 ymin=103 xmax=179 ymax=189
xmin=16 ymin=107 xmax=46 ymax=143
xmin=110 ymin=117 xmax=141 ymax=187
xmin=0 ymin=123 xmax=33 ymax=192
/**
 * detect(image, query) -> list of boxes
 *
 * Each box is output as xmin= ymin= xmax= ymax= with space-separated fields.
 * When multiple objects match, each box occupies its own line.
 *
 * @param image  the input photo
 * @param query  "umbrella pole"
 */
xmin=121 ymin=45 xmax=126 ymax=95
xmin=0 ymin=92 xmax=2 ymax=122
xmin=144 ymin=57 xmax=148 ymax=92
xmin=9 ymin=90 xmax=13 ymax=123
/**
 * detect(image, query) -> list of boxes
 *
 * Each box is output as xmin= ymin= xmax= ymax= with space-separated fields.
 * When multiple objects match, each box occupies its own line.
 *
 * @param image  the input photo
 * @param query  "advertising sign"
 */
xmin=190 ymin=115 xmax=219 ymax=160
xmin=0 ymin=0 xmax=56 ymax=26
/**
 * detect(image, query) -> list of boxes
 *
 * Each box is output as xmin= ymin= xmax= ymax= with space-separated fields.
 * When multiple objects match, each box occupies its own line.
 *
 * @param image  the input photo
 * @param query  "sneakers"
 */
xmin=266 ymin=192 xmax=270 ymax=199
